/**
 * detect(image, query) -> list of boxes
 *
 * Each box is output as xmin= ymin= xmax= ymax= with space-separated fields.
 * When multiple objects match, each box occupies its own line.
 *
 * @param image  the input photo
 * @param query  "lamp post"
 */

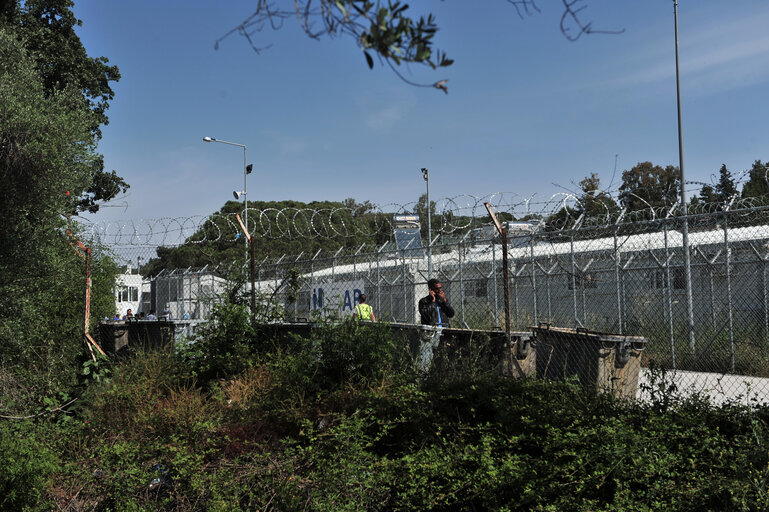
xmin=421 ymin=168 xmax=433 ymax=277
xmin=203 ymin=137 xmax=250 ymax=255
xmin=672 ymin=1 xmax=695 ymax=354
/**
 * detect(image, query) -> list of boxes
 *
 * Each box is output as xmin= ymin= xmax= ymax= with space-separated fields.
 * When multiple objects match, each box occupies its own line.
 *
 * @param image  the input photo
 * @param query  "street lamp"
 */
xmin=203 ymin=137 xmax=251 ymax=254
xmin=672 ymin=0 xmax=695 ymax=355
xmin=421 ymin=167 xmax=433 ymax=277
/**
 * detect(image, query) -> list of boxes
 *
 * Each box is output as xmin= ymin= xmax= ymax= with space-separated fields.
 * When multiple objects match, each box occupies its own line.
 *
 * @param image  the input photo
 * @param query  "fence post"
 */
xmin=401 ymin=249 xmax=407 ymax=323
xmin=613 ymin=224 xmax=623 ymax=333
xmin=663 ymin=218 xmax=676 ymax=368
xmin=545 ymin=263 xmax=552 ymax=323
xmin=723 ymin=208 xmax=735 ymax=372
xmin=377 ymin=242 xmax=385 ymax=319
xmin=459 ymin=238 xmax=466 ymax=327
xmin=764 ymin=260 xmax=768 ymax=344
xmin=492 ymin=240 xmax=499 ymax=327
xmin=529 ymin=234 xmax=538 ymax=324
xmin=709 ymin=266 xmax=716 ymax=330
xmin=570 ymin=233 xmax=579 ymax=327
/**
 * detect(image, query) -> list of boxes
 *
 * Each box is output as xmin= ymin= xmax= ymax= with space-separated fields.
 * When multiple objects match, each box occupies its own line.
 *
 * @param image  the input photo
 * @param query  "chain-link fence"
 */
xmin=89 ymin=197 xmax=769 ymax=403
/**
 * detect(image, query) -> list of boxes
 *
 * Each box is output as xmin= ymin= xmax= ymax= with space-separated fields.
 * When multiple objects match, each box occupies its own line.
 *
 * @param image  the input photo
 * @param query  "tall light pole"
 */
xmin=421 ymin=168 xmax=433 ymax=277
xmin=673 ymin=1 xmax=695 ymax=355
xmin=203 ymin=137 xmax=251 ymax=255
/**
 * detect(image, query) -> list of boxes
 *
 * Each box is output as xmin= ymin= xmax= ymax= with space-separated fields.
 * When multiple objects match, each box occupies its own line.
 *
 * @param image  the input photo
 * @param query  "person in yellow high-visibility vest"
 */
xmin=353 ymin=293 xmax=376 ymax=322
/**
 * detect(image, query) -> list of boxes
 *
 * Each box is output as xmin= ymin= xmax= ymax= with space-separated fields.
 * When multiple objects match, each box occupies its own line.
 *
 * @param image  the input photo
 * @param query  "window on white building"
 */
xmin=117 ymin=286 xmax=138 ymax=302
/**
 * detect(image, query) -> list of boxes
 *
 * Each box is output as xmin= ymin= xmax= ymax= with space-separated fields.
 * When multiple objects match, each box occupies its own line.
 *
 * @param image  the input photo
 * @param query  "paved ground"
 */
xmin=637 ymin=368 xmax=769 ymax=406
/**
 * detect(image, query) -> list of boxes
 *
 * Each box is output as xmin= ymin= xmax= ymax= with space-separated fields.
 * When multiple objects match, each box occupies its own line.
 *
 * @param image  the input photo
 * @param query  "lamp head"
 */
xmin=246 ymin=164 xmax=253 ymax=174
xmin=421 ymin=167 xmax=429 ymax=181
xmin=203 ymin=136 xmax=215 ymax=143
xmin=233 ymin=190 xmax=246 ymax=200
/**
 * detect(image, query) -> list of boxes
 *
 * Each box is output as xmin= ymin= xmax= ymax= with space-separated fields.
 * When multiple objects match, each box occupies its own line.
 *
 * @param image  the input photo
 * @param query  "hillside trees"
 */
xmin=0 ymin=2 xmax=124 ymax=409
xmin=715 ymin=164 xmax=738 ymax=203
xmin=141 ymin=198 xmax=395 ymax=275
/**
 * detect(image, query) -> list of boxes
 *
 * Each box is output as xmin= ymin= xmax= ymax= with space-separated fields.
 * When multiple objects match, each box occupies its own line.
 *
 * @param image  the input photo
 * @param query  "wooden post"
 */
xmin=484 ymin=203 xmax=510 ymax=336
xmin=234 ymin=214 xmax=256 ymax=320
xmin=66 ymin=231 xmax=105 ymax=359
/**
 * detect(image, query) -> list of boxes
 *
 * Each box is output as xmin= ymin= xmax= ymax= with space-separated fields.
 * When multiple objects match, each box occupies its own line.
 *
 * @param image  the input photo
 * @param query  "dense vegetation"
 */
xmin=4 ymin=305 xmax=769 ymax=511
xmin=0 ymin=0 xmax=125 ymax=413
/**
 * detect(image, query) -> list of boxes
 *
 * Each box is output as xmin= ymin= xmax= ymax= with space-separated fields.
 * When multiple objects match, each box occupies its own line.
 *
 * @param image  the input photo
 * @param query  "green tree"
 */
xmin=414 ymin=193 xmax=437 ymax=243
xmin=715 ymin=164 xmax=737 ymax=204
xmin=142 ymin=199 xmax=398 ymax=275
xmin=576 ymin=172 xmax=618 ymax=221
xmin=1 ymin=0 xmax=128 ymax=214
xmin=690 ymin=183 xmax=717 ymax=208
xmin=0 ymin=12 xmax=122 ymax=409
xmin=618 ymin=161 xmax=680 ymax=214
xmin=741 ymin=160 xmax=769 ymax=199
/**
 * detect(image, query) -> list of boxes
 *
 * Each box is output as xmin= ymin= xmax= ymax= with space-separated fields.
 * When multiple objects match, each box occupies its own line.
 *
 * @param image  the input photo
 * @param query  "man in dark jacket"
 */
xmin=418 ymin=279 xmax=455 ymax=327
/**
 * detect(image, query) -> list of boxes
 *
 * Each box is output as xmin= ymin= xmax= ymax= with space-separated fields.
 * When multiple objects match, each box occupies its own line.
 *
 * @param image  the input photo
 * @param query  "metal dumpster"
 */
xmin=531 ymin=324 xmax=646 ymax=399
xmin=99 ymin=320 xmax=175 ymax=354
xmin=385 ymin=324 xmax=535 ymax=376
xmin=99 ymin=320 xmax=130 ymax=353
xmin=258 ymin=322 xmax=536 ymax=375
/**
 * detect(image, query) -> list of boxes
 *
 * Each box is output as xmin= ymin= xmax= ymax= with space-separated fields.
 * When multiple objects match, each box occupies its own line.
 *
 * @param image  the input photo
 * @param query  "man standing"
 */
xmin=418 ymin=279 xmax=454 ymax=327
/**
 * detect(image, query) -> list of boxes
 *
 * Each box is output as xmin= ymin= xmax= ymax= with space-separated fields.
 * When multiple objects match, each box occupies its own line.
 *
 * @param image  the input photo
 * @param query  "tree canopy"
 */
xmin=1 ymin=0 xmax=128 ymax=214
xmin=618 ymin=161 xmax=681 ymax=214
xmin=741 ymin=160 xmax=769 ymax=200
xmin=141 ymin=198 xmax=395 ymax=275
xmin=0 ymin=1 xmax=125 ymax=410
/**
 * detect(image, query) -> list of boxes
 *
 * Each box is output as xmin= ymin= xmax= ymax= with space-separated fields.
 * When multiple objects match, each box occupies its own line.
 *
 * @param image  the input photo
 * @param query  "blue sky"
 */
xmin=72 ymin=0 xmax=769 ymax=223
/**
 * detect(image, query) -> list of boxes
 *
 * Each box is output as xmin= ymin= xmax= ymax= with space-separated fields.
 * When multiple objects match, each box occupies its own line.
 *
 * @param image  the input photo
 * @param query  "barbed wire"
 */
xmin=78 ymin=175 xmax=769 ymax=247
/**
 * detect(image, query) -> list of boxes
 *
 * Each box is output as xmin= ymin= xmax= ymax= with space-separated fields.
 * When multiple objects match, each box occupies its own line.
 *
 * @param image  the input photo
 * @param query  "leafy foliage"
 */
xmin=217 ymin=1 xmax=453 ymax=90
xmin=0 ymin=4 xmax=123 ymax=412
xmin=619 ymin=161 xmax=681 ymax=214
xmin=8 ymin=310 xmax=769 ymax=510
xmin=0 ymin=421 xmax=58 ymax=511
xmin=742 ymin=160 xmax=769 ymax=200
xmin=217 ymin=1 xmax=623 ymax=90
xmin=1 ymin=0 xmax=128 ymax=214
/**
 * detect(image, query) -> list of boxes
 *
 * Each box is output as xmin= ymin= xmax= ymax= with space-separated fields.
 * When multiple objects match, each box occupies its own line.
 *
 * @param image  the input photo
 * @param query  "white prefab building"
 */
xmin=113 ymin=268 xmax=228 ymax=322
xmin=260 ymin=221 xmax=769 ymax=345
xmin=151 ymin=269 xmax=228 ymax=320
xmin=114 ymin=271 xmax=143 ymax=318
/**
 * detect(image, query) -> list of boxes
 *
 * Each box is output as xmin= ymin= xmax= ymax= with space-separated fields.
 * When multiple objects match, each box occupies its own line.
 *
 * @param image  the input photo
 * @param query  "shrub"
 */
xmin=0 ymin=421 xmax=58 ymax=511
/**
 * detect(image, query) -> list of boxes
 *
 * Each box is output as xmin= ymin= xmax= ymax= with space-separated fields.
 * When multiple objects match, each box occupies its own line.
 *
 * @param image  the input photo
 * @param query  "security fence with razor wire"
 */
xmin=84 ymin=189 xmax=769 ymax=403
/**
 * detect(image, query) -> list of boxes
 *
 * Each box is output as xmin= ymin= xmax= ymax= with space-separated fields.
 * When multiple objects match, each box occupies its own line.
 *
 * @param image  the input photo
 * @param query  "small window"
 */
xmin=672 ymin=268 xmax=686 ymax=290
xmin=651 ymin=268 xmax=686 ymax=290
xmin=650 ymin=269 xmax=667 ymax=289
xmin=474 ymin=279 xmax=488 ymax=298
xmin=116 ymin=286 xmax=139 ymax=302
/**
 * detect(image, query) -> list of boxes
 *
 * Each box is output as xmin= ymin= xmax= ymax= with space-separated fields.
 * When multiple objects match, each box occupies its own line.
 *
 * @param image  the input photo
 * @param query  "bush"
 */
xmin=0 ymin=421 xmax=58 ymax=511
